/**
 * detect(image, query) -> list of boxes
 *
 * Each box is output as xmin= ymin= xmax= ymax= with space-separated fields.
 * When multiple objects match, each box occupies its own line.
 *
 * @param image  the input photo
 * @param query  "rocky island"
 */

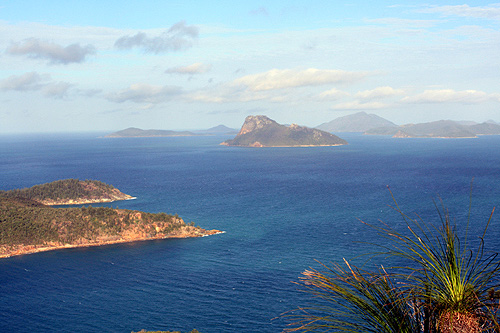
xmin=0 ymin=179 xmax=222 ymax=258
xmin=221 ymin=115 xmax=347 ymax=147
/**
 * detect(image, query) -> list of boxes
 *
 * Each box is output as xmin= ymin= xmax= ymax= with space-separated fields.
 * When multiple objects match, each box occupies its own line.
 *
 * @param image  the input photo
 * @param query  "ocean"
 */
xmin=1 ymin=132 xmax=499 ymax=332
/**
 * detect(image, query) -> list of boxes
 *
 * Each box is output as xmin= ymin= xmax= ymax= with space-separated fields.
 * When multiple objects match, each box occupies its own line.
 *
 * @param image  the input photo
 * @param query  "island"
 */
xmin=365 ymin=120 xmax=478 ymax=138
xmin=0 ymin=180 xmax=222 ymax=258
xmin=316 ymin=111 xmax=397 ymax=133
xmin=221 ymin=115 xmax=348 ymax=147
xmin=105 ymin=127 xmax=198 ymax=138
xmin=0 ymin=179 xmax=135 ymax=206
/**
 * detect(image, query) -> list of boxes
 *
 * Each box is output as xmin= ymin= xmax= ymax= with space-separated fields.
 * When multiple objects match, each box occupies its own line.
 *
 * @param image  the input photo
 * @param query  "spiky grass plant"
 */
xmin=285 ymin=189 xmax=500 ymax=332
xmin=284 ymin=260 xmax=419 ymax=332
xmin=375 ymin=191 xmax=500 ymax=332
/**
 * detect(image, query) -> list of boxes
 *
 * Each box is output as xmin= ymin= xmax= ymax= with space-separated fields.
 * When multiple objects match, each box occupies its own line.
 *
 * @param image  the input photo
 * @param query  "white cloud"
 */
xmin=420 ymin=4 xmax=500 ymax=20
xmin=7 ymin=38 xmax=95 ymax=64
xmin=318 ymin=88 xmax=350 ymax=100
xmin=106 ymin=83 xmax=183 ymax=104
xmin=0 ymin=72 xmax=51 ymax=91
xmin=165 ymin=62 xmax=212 ymax=74
xmin=355 ymin=86 xmax=404 ymax=101
xmin=114 ymin=21 xmax=198 ymax=53
xmin=234 ymin=68 xmax=369 ymax=91
xmin=402 ymin=89 xmax=493 ymax=104
xmin=331 ymin=101 xmax=388 ymax=110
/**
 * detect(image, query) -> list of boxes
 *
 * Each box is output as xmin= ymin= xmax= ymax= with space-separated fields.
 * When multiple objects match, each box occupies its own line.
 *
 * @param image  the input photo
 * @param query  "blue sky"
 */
xmin=1 ymin=1 xmax=499 ymax=133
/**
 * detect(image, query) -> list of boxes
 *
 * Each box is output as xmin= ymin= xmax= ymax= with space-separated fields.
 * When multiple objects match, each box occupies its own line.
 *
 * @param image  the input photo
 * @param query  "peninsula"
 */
xmin=0 ymin=180 xmax=222 ymax=258
xmin=0 ymin=179 xmax=135 ymax=206
xmin=221 ymin=115 xmax=347 ymax=147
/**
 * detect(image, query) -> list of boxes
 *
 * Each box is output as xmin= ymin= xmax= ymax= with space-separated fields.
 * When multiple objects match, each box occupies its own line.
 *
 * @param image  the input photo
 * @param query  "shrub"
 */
xmin=284 ymin=189 xmax=500 ymax=332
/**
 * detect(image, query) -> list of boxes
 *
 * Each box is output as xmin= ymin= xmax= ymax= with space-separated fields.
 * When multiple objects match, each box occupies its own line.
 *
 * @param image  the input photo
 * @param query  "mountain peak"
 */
xmin=316 ymin=112 xmax=396 ymax=133
xmin=238 ymin=115 xmax=278 ymax=135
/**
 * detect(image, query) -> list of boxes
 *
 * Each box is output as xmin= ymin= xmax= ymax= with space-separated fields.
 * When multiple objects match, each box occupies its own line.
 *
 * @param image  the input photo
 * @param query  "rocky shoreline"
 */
xmin=0 ymin=227 xmax=224 ymax=259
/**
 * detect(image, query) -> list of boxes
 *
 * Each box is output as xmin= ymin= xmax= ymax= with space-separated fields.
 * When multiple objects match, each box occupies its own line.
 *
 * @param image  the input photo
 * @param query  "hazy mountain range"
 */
xmin=105 ymin=125 xmax=238 ymax=138
xmin=316 ymin=112 xmax=500 ymax=138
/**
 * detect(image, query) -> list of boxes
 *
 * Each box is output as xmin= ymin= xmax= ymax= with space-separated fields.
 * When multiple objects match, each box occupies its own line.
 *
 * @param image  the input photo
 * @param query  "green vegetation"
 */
xmin=285 ymin=190 xmax=500 ymax=332
xmin=0 ymin=195 xmax=185 ymax=250
xmin=0 ymin=178 xmax=130 ymax=204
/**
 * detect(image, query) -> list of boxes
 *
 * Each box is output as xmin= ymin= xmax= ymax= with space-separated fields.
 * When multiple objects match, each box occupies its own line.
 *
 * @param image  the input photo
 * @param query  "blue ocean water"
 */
xmin=1 ymin=133 xmax=499 ymax=332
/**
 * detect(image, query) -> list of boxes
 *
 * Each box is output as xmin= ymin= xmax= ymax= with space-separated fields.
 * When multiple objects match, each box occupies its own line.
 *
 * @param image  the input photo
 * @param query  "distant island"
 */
xmin=193 ymin=124 xmax=238 ymax=135
xmin=316 ymin=112 xmax=500 ymax=138
xmin=105 ymin=127 xmax=199 ymax=138
xmin=364 ymin=120 xmax=500 ymax=138
xmin=105 ymin=125 xmax=238 ymax=138
xmin=221 ymin=115 xmax=348 ymax=147
xmin=316 ymin=111 xmax=397 ymax=133
xmin=0 ymin=179 xmax=222 ymax=258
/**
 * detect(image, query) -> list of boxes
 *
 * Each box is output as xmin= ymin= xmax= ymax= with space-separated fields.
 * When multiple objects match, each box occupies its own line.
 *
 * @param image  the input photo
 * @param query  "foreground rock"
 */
xmin=221 ymin=115 xmax=347 ymax=147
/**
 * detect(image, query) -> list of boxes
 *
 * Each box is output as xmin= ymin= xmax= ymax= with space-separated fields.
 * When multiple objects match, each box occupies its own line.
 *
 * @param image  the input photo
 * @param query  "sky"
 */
xmin=1 ymin=1 xmax=500 ymax=133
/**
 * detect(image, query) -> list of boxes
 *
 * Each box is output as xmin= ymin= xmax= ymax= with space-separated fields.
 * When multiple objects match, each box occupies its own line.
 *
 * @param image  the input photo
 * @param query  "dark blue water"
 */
xmin=1 ymin=133 xmax=499 ymax=332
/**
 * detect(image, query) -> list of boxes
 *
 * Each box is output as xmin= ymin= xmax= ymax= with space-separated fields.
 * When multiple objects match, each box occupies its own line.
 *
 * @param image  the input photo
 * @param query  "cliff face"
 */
xmin=222 ymin=115 xmax=348 ymax=147
xmin=237 ymin=115 xmax=278 ymax=135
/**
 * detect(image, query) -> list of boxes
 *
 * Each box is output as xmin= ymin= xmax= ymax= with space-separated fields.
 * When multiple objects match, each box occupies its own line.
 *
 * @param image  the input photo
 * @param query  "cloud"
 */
xmin=420 ymin=4 xmax=500 ymax=20
xmin=165 ymin=62 xmax=212 ymax=74
xmin=402 ymin=89 xmax=493 ymax=104
xmin=7 ymin=38 xmax=95 ymax=64
xmin=106 ymin=83 xmax=183 ymax=104
xmin=331 ymin=101 xmax=388 ymax=110
xmin=114 ymin=21 xmax=198 ymax=53
xmin=318 ymin=88 xmax=350 ymax=100
xmin=355 ymin=86 xmax=404 ymax=101
xmin=0 ymin=72 xmax=51 ymax=91
xmin=43 ymin=82 xmax=73 ymax=99
xmin=234 ymin=68 xmax=369 ymax=91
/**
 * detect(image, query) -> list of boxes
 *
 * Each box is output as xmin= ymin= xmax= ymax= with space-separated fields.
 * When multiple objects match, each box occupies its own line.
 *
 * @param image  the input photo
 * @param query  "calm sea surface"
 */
xmin=1 ymin=133 xmax=499 ymax=332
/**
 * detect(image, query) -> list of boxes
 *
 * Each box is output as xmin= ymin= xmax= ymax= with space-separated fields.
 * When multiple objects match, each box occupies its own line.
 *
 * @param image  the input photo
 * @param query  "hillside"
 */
xmin=0 ymin=179 xmax=134 ymax=205
xmin=469 ymin=122 xmax=500 ymax=135
xmin=221 ymin=115 xmax=347 ymax=147
xmin=105 ymin=127 xmax=198 ymax=138
xmin=316 ymin=112 xmax=397 ymax=133
xmin=0 ymin=196 xmax=221 ymax=258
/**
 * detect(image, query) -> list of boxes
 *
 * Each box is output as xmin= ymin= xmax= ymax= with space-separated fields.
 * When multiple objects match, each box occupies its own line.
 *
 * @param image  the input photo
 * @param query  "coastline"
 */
xmin=220 ymin=143 xmax=346 ymax=148
xmin=0 ymin=228 xmax=224 ymax=259
xmin=41 ymin=196 xmax=136 ymax=206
